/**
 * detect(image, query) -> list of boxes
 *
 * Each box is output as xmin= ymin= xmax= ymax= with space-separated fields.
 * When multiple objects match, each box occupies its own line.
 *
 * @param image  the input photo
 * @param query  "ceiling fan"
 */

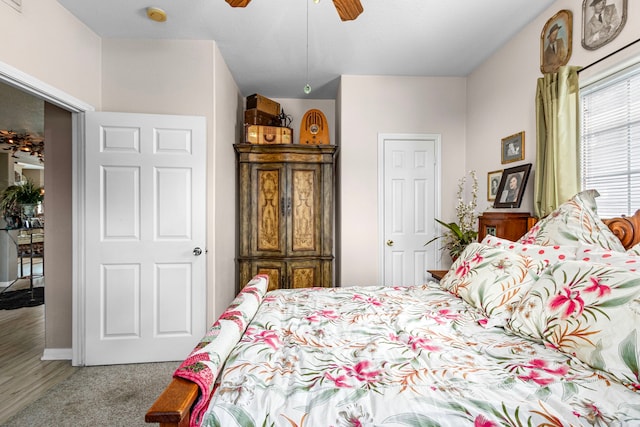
xmin=225 ymin=0 xmax=363 ymax=21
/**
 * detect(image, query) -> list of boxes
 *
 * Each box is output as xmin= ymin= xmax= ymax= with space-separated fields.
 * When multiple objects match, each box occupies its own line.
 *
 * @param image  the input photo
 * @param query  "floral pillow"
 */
xmin=577 ymin=245 xmax=640 ymax=273
xmin=439 ymin=243 xmax=546 ymax=326
xmin=517 ymin=190 xmax=625 ymax=252
xmin=481 ymin=235 xmax=577 ymax=268
xmin=508 ymin=260 xmax=640 ymax=386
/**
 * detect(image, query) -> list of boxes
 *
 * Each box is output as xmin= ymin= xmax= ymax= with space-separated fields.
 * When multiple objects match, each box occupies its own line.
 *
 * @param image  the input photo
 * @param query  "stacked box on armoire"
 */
xmin=243 ymin=94 xmax=293 ymax=144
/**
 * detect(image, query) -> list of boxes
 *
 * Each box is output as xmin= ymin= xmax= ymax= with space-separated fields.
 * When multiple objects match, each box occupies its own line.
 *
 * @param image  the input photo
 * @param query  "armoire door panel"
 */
xmin=252 ymin=164 xmax=287 ymax=257
xmin=290 ymin=166 xmax=321 ymax=254
xmin=254 ymin=262 xmax=284 ymax=292
xmin=256 ymin=168 xmax=282 ymax=251
xmin=288 ymin=260 xmax=320 ymax=289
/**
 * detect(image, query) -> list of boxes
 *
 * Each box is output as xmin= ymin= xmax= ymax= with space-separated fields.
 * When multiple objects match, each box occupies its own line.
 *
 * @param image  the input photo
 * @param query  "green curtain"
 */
xmin=534 ymin=66 xmax=581 ymax=218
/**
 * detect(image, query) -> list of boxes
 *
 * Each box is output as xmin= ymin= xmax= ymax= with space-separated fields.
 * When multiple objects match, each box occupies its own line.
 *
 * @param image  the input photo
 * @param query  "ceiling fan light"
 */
xmin=146 ymin=7 xmax=167 ymax=23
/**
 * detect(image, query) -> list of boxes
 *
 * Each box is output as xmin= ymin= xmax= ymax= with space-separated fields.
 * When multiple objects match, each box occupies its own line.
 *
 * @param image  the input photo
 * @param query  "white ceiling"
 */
xmin=57 ymin=0 xmax=555 ymax=99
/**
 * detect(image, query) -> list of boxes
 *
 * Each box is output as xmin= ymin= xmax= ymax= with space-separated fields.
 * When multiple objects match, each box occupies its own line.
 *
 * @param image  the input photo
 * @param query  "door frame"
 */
xmin=0 ymin=60 xmax=94 ymax=364
xmin=377 ymin=133 xmax=442 ymax=283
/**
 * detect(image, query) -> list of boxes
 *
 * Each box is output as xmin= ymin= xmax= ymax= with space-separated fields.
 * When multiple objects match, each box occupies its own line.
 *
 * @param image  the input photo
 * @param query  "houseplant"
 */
xmin=0 ymin=178 xmax=44 ymax=228
xmin=426 ymin=170 xmax=478 ymax=259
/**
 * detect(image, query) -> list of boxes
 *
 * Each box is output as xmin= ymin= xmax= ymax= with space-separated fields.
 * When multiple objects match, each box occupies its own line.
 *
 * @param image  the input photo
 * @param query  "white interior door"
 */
xmin=83 ymin=112 xmax=206 ymax=365
xmin=381 ymin=135 xmax=439 ymax=286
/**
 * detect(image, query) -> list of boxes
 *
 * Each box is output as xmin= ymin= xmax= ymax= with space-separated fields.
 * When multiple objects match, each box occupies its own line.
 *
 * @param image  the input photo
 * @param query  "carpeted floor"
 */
xmin=0 ymin=287 xmax=44 ymax=310
xmin=4 ymin=361 xmax=180 ymax=427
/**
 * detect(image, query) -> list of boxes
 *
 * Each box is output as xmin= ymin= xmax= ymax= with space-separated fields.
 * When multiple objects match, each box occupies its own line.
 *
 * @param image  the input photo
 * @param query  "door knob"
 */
xmin=386 ymin=240 xmax=394 ymax=247
xmin=193 ymin=247 xmax=203 ymax=256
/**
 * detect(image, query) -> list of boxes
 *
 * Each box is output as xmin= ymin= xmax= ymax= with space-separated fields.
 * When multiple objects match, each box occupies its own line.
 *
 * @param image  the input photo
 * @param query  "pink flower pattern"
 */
xmin=549 ymin=286 xmax=585 ymax=318
xmin=584 ymin=276 xmax=611 ymax=298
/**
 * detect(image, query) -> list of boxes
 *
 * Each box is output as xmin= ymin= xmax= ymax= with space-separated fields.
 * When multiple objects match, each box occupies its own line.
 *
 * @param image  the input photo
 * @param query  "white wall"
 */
xmin=0 ymin=0 xmax=101 ymax=107
xmin=467 ymin=0 xmax=640 ymax=215
xmin=338 ymin=75 xmax=467 ymax=286
xmin=213 ymin=46 xmax=243 ymax=320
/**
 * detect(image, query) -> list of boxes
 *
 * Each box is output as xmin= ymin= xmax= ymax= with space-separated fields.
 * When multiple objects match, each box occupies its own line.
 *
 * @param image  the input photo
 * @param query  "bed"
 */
xmin=146 ymin=190 xmax=640 ymax=426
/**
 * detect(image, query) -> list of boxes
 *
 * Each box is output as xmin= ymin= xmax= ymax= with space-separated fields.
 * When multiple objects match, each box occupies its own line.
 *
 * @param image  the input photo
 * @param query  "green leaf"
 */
xmin=598 ymin=295 xmax=638 ymax=308
xmin=202 ymin=411 xmax=220 ymax=427
xmin=620 ymin=329 xmax=640 ymax=378
xmin=303 ymin=388 xmax=340 ymax=412
xmin=383 ymin=412 xmax=442 ymax=427
xmin=219 ymin=403 xmax=256 ymax=427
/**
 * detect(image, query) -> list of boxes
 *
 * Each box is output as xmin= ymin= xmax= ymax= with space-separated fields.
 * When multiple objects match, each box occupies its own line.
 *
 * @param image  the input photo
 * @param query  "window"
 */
xmin=580 ymin=62 xmax=640 ymax=217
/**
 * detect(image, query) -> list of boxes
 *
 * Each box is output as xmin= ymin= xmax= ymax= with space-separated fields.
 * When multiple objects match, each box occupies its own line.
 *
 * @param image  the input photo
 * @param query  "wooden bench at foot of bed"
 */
xmin=144 ymin=210 xmax=640 ymax=426
xmin=145 ymin=377 xmax=199 ymax=427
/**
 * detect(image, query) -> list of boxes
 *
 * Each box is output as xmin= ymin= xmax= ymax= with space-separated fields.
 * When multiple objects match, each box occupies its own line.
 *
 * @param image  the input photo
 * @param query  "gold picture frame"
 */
xmin=487 ymin=169 xmax=503 ymax=202
xmin=540 ymin=9 xmax=573 ymax=74
xmin=501 ymin=131 xmax=525 ymax=164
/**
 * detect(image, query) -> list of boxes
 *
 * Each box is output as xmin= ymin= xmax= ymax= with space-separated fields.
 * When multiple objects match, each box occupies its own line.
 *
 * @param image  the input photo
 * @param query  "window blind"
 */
xmin=580 ymin=62 xmax=640 ymax=217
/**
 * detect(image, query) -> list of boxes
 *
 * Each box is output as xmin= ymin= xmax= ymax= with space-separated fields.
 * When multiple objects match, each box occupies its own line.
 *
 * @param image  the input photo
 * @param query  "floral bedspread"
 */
xmin=198 ymin=282 xmax=640 ymax=426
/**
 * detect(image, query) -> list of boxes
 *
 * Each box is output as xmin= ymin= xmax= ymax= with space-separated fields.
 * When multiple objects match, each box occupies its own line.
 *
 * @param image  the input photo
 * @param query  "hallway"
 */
xmin=0 ymin=264 xmax=76 ymax=424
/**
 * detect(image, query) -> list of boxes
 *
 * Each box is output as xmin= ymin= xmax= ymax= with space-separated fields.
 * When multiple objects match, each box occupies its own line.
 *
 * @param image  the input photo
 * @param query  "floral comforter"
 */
xmin=191 ymin=282 xmax=640 ymax=426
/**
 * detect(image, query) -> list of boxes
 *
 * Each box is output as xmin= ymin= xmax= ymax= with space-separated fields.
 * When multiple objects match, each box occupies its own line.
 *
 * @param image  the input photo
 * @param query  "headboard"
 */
xmin=603 ymin=210 xmax=640 ymax=250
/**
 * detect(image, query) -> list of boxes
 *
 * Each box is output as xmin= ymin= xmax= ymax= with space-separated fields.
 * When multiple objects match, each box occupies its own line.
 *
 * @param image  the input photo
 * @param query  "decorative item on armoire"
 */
xmin=540 ymin=9 xmax=573 ymax=74
xmin=300 ymin=109 xmax=330 ymax=145
xmin=581 ymin=0 xmax=627 ymax=51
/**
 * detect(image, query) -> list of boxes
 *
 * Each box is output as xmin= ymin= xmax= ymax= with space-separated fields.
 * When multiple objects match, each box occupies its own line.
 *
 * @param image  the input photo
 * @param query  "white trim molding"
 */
xmin=42 ymin=348 xmax=73 ymax=361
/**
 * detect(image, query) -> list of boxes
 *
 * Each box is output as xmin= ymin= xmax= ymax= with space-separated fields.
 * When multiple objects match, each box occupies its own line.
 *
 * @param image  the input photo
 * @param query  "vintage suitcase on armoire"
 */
xmin=235 ymin=143 xmax=338 ymax=292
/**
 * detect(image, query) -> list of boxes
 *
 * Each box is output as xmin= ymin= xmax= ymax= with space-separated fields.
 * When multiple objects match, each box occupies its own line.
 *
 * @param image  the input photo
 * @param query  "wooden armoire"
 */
xmin=235 ymin=144 xmax=338 ymax=292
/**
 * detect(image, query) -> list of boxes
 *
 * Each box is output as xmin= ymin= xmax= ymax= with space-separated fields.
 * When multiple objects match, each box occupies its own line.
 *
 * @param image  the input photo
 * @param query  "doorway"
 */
xmin=378 ymin=133 xmax=441 ymax=286
xmin=0 ymin=60 xmax=94 ymax=362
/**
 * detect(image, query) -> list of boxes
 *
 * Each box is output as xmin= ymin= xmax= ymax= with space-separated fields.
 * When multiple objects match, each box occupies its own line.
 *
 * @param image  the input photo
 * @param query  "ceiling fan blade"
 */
xmin=332 ymin=0 xmax=363 ymax=21
xmin=225 ymin=0 xmax=252 ymax=7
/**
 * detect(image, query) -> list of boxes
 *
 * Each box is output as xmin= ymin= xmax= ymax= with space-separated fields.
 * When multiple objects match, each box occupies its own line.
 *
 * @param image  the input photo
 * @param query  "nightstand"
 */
xmin=427 ymin=269 xmax=449 ymax=282
xmin=477 ymin=212 xmax=537 ymax=242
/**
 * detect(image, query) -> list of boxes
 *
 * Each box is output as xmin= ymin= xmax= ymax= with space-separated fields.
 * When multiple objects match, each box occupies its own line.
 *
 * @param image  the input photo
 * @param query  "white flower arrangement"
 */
xmin=426 ymin=170 xmax=479 ymax=259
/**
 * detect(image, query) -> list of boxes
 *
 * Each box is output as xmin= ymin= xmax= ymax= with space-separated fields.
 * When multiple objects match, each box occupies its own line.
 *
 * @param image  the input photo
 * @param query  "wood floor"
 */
xmin=0 ymin=273 xmax=77 ymax=423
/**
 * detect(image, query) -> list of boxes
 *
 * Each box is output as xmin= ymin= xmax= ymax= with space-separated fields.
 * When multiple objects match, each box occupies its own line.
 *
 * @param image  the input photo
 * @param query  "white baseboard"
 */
xmin=42 ymin=348 xmax=73 ymax=361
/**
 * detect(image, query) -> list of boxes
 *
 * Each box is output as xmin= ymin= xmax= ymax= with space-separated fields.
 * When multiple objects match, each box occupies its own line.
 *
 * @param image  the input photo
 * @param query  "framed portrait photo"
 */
xmin=581 ymin=0 xmax=627 ymax=51
xmin=487 ymin=169 xmax=503 ymax=202
xmin=501 ymin=131 xmax=525 ymax=164
xmin=540 ymin=9 xmax=573 ymax=74
xmin=493 ymin=163 xmax=532 ymax=209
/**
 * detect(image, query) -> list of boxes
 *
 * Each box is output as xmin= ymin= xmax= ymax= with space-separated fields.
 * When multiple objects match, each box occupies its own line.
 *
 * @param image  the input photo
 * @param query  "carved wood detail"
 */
xmin=257 ymin=267 xmax=281 ymax=292
xmin=257 ymin=169 xmax=280 ymax=251
xmin=292 ymin=266 xmax=315 ymax=289
xmin=292 ymin=169 xmax=315 ymax=251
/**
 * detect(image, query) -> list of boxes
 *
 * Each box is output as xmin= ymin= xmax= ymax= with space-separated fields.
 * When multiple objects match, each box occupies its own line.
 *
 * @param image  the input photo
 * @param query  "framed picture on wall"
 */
xmin=501 ymin=131 xmax=525 ymax=164
xmin=581 ymin=0 xmax=627 ymax=50
xmin=540 ymin=9 xmax=573 ymax=74
xmin=493 ymin=163 xmax=532 ymax=209
xmin=487 ymin=169 xmax=502 ymax=201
